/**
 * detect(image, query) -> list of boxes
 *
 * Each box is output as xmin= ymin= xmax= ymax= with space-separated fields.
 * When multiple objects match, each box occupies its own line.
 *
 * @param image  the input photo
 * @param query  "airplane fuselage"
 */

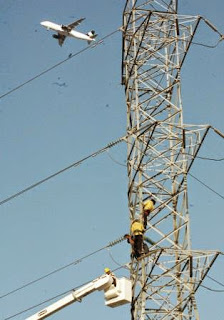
xmin=40 ymin=21 xmax=94 ymax=42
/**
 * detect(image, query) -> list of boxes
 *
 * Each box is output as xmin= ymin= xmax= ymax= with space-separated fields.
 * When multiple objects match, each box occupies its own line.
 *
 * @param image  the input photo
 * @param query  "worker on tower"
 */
xmin=125 ymin=233 xmax=153 ymax=259
xmin=125 ymin=219 xmax=145 ymax=259
xmin=143 ymin=198 xmax=156 ymax=229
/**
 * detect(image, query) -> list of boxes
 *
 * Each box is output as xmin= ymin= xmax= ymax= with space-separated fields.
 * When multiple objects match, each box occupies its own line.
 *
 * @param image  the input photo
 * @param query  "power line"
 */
xmin=189 ymin=172 xmax=224 ymax=201
xmin=0 ymin=249 xmax=101 ymax=300
xmin=0 ymin=28 xmax=120 ymax=101
xmin=195 ymin=155 xmax=224 ymax=162
xmin=0 ymin=135 xmax=125 ymax=206
xmin=207 ymin=274 xmax=224 ymax=288
xmin=0 ymin=123 xmax=153 ymax=207
xmin=1 ymin=139 xmax=224 ymax=208
xmin=188 ymin=126 xmax=224 ymax=200
xmin=191 ymin=38 xmax=223 ymax=49
xmin=201 ymin=284 xmax=224 ymax=293
xmin=0 ymin=235 xmax=125 ymax=300
xmin=106 ymin=149 xmax=126 ymax=167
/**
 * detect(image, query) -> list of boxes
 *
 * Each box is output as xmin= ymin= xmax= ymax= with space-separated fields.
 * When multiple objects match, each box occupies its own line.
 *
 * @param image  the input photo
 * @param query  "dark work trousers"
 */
xmin=133 ymin=235 xmax=143 ymax=258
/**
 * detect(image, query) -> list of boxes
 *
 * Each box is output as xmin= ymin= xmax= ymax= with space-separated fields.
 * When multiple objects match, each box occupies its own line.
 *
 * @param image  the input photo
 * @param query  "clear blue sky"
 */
xmin=1 ymin=1 xmax=224 ymax=319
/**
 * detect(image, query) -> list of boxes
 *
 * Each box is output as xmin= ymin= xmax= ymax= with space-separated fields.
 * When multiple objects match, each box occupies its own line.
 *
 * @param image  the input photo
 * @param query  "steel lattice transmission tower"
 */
xmin=122 ymin=1 xmax=220 ymax=319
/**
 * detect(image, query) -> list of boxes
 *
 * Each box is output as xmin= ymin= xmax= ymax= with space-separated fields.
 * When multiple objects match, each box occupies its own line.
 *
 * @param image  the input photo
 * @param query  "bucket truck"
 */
xmin=25 ymin=272 xmax=132 ymax=320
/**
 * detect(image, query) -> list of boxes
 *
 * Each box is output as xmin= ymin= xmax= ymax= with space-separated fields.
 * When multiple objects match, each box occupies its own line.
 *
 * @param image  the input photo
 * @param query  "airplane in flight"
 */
xmin=40 ymin=18 xmax=97 ymax=46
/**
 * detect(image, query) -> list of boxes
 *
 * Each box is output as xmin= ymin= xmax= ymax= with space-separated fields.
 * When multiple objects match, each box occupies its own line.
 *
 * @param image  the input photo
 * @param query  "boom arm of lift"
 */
xmin=25 ymin=273 xmax=132 ymax=320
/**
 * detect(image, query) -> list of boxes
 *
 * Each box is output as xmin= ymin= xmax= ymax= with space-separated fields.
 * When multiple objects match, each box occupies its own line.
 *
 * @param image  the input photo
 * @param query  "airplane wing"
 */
xmin=67 ymin=18 xmax=85 ymax=30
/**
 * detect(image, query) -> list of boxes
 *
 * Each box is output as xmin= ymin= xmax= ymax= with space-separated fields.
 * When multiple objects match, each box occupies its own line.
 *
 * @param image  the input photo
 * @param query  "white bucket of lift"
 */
xmin=104 ymin=277 xmax=132 ymax=308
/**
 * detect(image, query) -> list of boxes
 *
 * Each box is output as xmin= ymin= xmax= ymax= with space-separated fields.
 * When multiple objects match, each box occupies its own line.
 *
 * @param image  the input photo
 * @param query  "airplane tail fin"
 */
xmin=87 ymin=30 xmax=98 ymax=44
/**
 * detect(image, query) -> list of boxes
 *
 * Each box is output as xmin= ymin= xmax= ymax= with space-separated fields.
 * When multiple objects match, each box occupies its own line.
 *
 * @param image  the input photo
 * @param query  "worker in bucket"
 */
xmin=143 ymin=198 xmax=156 ymax=229
xmin=104 ymin=267 xmax=117 ymax=286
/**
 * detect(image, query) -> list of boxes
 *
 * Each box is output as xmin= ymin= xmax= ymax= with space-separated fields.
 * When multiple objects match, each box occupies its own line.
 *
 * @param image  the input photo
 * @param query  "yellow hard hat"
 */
xmin=143 ymin=199 xmax=154 ymax=211
xmin=104 ymin=267 xmax=111 ymax=273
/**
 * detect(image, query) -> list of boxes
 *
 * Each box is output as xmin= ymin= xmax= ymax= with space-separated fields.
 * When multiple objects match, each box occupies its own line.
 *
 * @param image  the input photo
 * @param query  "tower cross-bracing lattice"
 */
xmin=122 ymin=1 xmax=220 ymax=319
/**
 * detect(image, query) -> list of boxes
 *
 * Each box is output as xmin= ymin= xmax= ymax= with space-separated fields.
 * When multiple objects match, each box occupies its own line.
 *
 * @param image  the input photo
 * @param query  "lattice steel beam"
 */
xmin=122 ymin=1 xmax=220 ymax=319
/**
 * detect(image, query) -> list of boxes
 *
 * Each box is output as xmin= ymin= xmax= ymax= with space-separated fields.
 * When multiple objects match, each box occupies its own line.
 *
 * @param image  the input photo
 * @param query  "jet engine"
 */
xmin=87 ymin=30 xmax=96 ymax=38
